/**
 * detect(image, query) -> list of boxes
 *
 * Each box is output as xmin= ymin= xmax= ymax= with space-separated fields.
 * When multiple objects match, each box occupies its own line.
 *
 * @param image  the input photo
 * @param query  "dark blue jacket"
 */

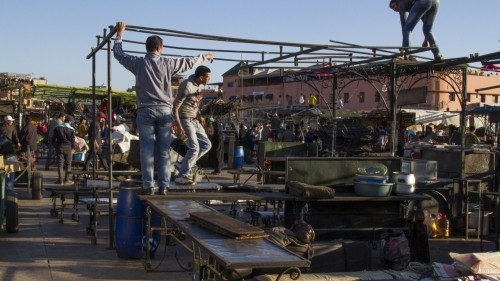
xmin=52 ymin=123 xmax=75 ymax=149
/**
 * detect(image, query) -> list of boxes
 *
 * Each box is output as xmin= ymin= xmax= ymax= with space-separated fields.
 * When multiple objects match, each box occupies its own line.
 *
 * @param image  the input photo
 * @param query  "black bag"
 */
xmin=0 ymin=134 xmax=16 ymax=156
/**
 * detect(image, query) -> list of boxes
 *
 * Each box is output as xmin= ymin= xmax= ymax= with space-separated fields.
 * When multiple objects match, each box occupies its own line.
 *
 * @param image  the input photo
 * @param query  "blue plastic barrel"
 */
xmin=233 ymin=145 xmax=244 ymax=169
xmin=115 ymin=180 xmax=146 ymax=259
xmin=5 ymin=172 xmax=15 ymax=193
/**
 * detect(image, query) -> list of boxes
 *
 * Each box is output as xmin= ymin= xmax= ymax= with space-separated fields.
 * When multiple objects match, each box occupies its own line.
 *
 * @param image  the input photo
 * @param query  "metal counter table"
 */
xmin=139 ymin=191 xmax=294 ymax=202
xmin=285 ymin=192 xmax=431 ymax=241
xmin=481 ymin=191 xmax=500 ymax=251
xmin=144 ymin=199 xmax=310 ymax=280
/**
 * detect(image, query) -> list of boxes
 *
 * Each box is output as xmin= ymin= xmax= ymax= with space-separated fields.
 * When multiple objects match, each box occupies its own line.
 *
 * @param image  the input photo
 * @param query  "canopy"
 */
xmin=291 ymin=107 xmax=322 ymax=118
xmin=402 ymin=109 xmax=461 ymax=127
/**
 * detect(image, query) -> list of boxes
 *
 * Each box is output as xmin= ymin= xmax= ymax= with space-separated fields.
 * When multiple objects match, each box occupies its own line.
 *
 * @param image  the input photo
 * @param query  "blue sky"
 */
xmin=1 ymin=0 xmax=499 ymax=91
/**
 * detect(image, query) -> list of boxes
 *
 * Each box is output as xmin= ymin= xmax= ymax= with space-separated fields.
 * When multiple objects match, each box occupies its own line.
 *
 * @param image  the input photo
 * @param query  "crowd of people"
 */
xmin=235 ymin=114 xmax=323 ymax=164
xmin=0 ymin=109 xmax=115 ymax=186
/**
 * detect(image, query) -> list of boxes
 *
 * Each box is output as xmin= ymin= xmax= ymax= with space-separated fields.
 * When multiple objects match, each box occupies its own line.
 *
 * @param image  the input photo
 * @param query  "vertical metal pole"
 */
xmin=106 ymin=34 xmax=115 ymax=250
xmin=458 ymin=67 xmax=468 ymax=232
xmin=331 ymin=74 xmax=338 ymax=157
xmin=389 ymin=62 xmax=397 ymax=156
xmin=460 ymin=67 xmax=467 ymax=181
xmin=91 ymin=51 xmax=97 ymax=180
xmin=18 ymin=86 xmax=24 ymax=133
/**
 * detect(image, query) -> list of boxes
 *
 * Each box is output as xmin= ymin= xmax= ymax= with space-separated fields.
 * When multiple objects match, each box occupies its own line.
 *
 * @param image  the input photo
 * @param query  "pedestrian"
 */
xmin=173 ymin=65 xmax=213 ymax=185
xmin=1 ymin=115 xmax=21 ymax=148
xmin=270 ymin=113 xmax=281 ymax=142
xmin=77 ymin=116 xmax=89 ymax=139
xmin=84 ymin=112 xmax=109 ymax=171
xmin=45 ymin=113 xmax=65 ymax=170
xmin=464 ymin=125 xmax=480 ymax=146
xmin=389 ymin=0 xmax=444 ymax=61
xmin=208 ymin=118 xmax=224 ymax=175
xmin=113 ymin=21 xmax=214 ymax=195
xmin=19 ymin=115 xmax=38 ymax=170
xmin=52 ymin=114 xmax=76 ymax=185
xmin=243 ymin=124 xmax=259 ymax=164
xmin=37 ymin=121 xmax=47 ymax=136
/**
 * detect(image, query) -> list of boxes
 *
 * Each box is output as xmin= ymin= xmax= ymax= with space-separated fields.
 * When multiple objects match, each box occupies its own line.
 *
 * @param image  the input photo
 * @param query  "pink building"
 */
xmin=220 ymin=63 xmax=500 ymax=114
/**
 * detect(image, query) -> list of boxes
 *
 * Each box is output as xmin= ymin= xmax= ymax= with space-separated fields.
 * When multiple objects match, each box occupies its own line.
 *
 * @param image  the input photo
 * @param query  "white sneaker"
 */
xmin=175 ymin=176 xmax=194 ymax=185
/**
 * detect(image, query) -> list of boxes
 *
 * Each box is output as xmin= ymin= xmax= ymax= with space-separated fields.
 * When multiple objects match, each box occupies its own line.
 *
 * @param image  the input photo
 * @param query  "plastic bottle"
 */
xmin=437 ymin=213 xmax=450 ymax=238
xmin=430 ymin=214 xmax=439 ymax=238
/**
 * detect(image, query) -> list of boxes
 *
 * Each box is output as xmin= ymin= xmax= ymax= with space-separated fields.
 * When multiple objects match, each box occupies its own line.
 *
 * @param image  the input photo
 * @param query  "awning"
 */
xmin=291 ymin=107 xmax=322 ymax=118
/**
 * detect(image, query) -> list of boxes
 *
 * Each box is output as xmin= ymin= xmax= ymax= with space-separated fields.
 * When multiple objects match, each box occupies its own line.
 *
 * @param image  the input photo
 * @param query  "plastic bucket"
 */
xmin=115 ymin=180 xmax=145 ymax=259
xmin=73 ymin=152 xmax=85 ymax=161
xmin=233 ymin=145 xmax=244 ymax=169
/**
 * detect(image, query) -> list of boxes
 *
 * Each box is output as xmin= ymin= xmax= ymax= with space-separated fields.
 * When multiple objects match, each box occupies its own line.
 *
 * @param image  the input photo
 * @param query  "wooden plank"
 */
xmin=189 ymin=211 xmax=268 ymax=240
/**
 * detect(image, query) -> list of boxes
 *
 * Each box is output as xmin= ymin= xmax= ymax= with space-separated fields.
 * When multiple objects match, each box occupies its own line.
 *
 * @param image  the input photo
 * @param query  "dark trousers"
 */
xmin=45 ymin=142 xmax=54 ymax=169
xmin=209 ymin=130 xmax=224 ymax=172
xmin=56 ymin=145 xmax=73 ymax=181
xmin=84 ymin=147 xmax=109 ymax=171
xmin=272 ymin=130 xmax=279 ymax=142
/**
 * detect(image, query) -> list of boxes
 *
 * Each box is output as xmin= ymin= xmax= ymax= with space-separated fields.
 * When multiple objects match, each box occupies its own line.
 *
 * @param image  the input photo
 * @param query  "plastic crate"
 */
xmin=401 ymin=159 xmax=437 ymax=181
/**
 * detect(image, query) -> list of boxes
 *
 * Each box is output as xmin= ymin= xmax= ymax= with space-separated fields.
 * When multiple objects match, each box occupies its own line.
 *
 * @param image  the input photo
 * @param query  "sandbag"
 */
xmin=287 ymin=181 xmax=335 ymax=199
xmin=266 ymin=226 xmax=313 ymax=259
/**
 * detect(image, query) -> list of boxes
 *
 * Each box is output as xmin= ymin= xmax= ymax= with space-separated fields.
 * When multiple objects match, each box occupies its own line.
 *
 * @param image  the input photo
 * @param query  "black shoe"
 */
xmin=158 ymin=187 xmax=168 ymax=196
xmin=140 ymin=188 xmax=154 ymax=196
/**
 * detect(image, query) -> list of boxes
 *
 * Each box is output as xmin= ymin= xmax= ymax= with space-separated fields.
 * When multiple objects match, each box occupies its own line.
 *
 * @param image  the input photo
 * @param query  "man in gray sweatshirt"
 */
xmin=113 ymin=22 xmax=214 ymax=195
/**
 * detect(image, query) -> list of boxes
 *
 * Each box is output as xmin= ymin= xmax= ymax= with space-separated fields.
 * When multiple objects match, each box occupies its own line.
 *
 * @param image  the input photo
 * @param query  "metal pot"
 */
xmin=395 ymin=183 xmax=415 ymax=195
xmin=392 ymin=172 xmax=416 ymax=185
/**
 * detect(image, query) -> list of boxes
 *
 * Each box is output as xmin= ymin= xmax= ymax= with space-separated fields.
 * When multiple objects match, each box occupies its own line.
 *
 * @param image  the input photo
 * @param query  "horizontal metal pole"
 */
xmin=86 ymin=25 xmax=117 ymax=59
xmin=475 ymin=84 xmax=500 ymax=92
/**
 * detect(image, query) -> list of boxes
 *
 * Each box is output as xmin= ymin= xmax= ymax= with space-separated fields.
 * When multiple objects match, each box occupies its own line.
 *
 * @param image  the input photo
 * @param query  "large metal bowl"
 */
xmin=353 ymin=181 xmax=393 ymax=197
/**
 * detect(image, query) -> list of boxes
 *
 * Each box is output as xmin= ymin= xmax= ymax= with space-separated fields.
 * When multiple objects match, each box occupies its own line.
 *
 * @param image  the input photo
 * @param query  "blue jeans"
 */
xmin=403 ymin=0 xmax=441 ymax=58
xmin=179 ymin=119 xmax=212 ymax=177
xmin=136 ymin=106 xmax=173 ymax=189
